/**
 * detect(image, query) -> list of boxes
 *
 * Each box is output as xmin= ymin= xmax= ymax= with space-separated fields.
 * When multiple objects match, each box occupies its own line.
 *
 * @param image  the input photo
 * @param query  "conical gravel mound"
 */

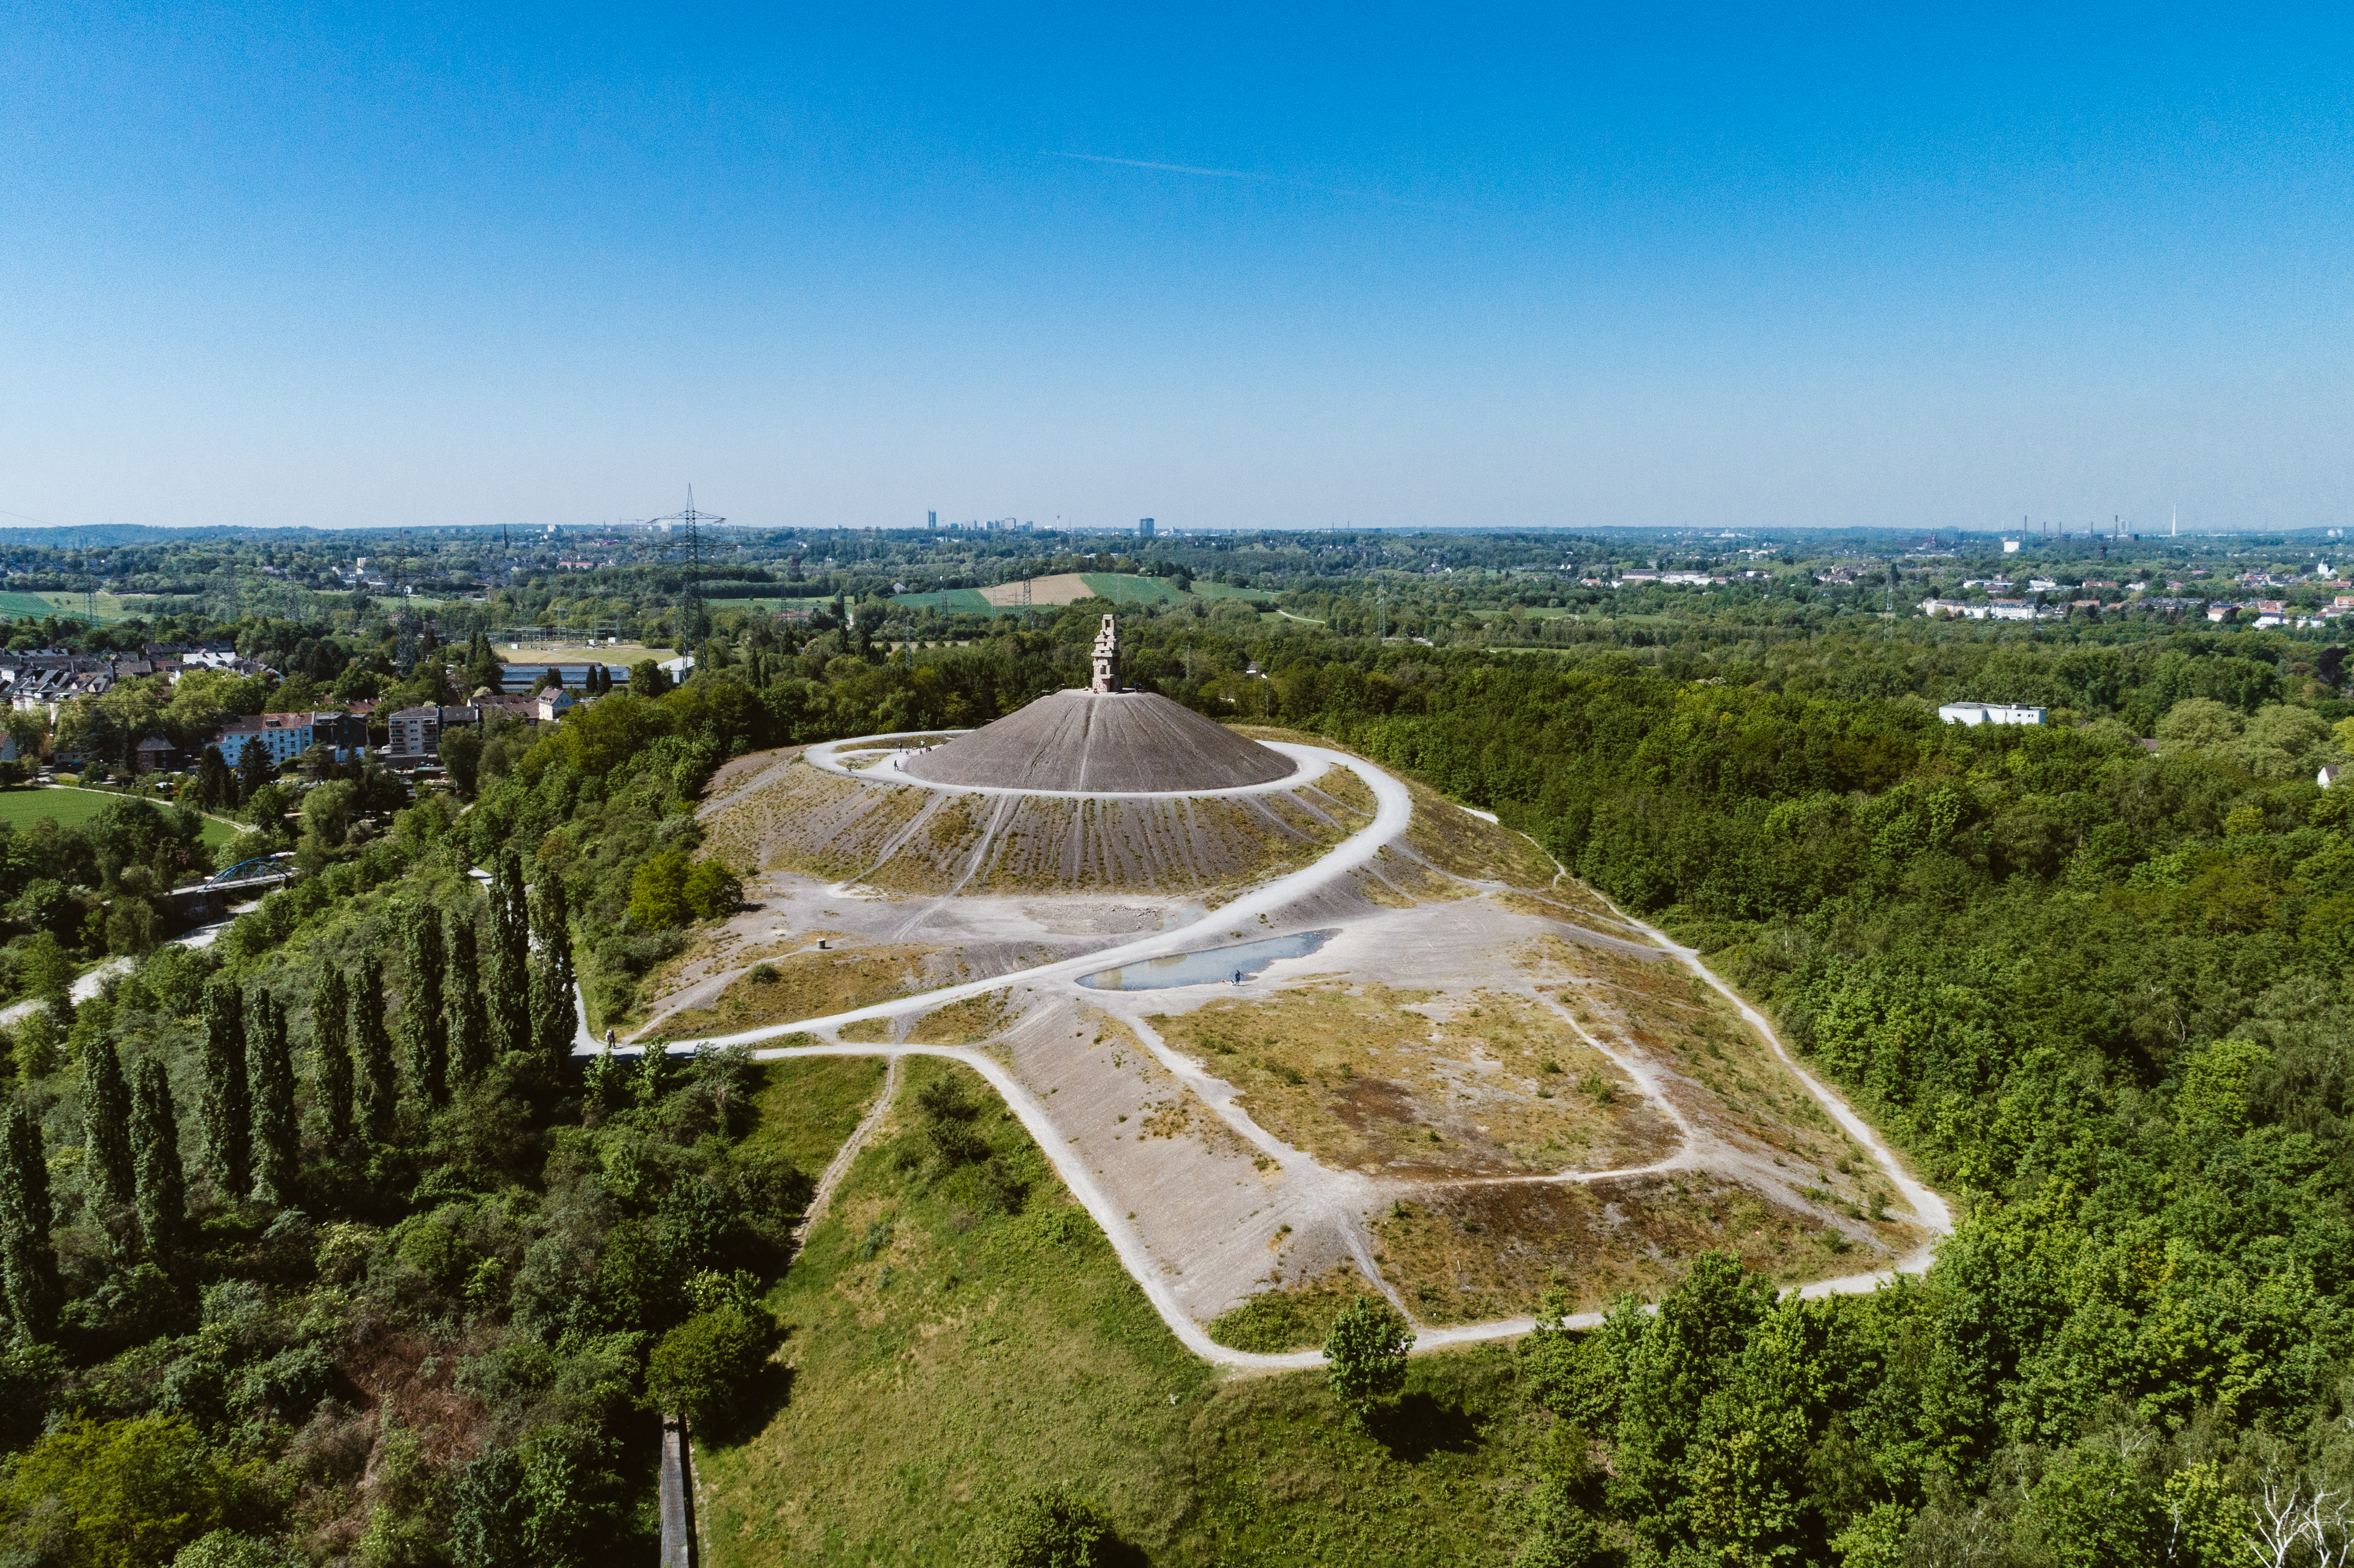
xmin=902 ymin=690 xmax=1297 ymax=793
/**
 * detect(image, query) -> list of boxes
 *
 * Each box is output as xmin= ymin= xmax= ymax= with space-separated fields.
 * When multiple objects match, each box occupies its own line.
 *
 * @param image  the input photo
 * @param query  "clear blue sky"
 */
xmin=4 ymin=4 xmax=2349 ymax=533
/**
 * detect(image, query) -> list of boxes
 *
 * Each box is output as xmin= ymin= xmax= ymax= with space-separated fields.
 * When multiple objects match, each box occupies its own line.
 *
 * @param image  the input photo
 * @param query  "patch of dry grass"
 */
xmin=1371 ymin=1172 xmax=1862 ymax=1324
xmin=1515 ymin=875 xmax=1653 ymax=937
xmin=651 ymin=944 xmax=942 ymax=1038
xmin=1301 ymin=763 xmax=1376 ymax=817
xmin=1493 ymin=888 xmax=1654 ymax=944
xmin=912 ymin=989 xmax=1016 ymax=1045
xmin=1398 ymin=782 xmax=1559 ymax=890
xmin=699 ymin=760 xmax=937 ymax=884
xmin=1132 ymin=1082 xmax=1255 ymax=1161
xmin=1147 ymin=984 xmax=1672 ymax=1177
xmin=1521 ymin=937 xmax=1862 ymax=1171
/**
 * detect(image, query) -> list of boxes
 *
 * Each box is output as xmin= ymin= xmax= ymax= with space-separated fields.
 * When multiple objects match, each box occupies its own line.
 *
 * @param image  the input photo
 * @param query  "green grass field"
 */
xmin=890 ymin=574 xmax=1190 ymax=617
xmin=0 ymin=788 xmax=117 ymax=831
xmin=744 ymin=1055 xmax=889 ymax=1176
xmin=0 ymin=591 xmax=89 ymax=622
xmin=0 ymin=787 xmax=237 ymax=850
xmin=700 ymin=1054 xmax=1545 ymax=1567
xmin=0 ymin=590 xmax=140 ymax=622
xmin=870 ymin=587 xmax=993 ymax=614
xmin=1077 ymin=572 xmax=1187 ymax=605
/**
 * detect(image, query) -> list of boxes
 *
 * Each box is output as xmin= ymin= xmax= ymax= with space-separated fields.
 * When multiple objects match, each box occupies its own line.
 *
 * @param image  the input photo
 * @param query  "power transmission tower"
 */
xmin=646 ymin=487 xmax=725 ymax=653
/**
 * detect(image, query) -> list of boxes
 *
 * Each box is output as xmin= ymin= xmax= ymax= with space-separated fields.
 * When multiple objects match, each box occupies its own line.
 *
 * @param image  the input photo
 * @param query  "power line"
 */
xmin=645 ymin=486 xmax=726 ymax=650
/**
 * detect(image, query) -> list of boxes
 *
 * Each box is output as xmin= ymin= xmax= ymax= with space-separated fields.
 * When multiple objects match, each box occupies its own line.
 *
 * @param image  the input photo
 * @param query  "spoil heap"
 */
xmin=903 ymin=689 xmax=1297 ymax=793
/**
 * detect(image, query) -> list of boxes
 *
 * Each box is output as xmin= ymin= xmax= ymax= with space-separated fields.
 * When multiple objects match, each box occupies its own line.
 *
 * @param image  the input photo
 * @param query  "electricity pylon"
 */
xmin=647 ymin=487 xmax=725 ymax=651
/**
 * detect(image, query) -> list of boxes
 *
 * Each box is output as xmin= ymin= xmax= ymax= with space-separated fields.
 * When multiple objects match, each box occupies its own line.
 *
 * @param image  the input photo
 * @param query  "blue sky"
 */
xmin=4 ymin=4 xmax=2349 ymax=533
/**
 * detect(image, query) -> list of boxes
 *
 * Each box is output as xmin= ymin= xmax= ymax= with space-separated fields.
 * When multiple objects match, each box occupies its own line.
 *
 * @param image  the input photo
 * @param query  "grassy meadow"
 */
xmin=700 ymin=1055 xmax=1551 ymax=1567
xmin=743 ymin=1053 xmax=890 ymax=1174
xmin=0 ymin=786 xmax=239 ymax=851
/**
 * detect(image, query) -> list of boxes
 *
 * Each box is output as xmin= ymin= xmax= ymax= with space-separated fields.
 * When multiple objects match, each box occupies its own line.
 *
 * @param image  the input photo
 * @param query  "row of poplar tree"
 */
xmin=0 ymin=852 xmax=577 ymax=1341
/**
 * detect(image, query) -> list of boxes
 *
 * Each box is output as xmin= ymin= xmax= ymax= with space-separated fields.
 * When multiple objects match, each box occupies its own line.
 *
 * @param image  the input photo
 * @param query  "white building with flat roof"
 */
xmin=1938 ymin=702 xmax=2045 ymax=727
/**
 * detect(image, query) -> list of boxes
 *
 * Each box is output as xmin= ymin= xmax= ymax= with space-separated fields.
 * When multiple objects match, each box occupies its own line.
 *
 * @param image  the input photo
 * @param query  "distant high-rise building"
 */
xmin=927 ymin=511 xmax=937 ymax=529
xmin=1138 ymin=517 xmax=1156 ymax=538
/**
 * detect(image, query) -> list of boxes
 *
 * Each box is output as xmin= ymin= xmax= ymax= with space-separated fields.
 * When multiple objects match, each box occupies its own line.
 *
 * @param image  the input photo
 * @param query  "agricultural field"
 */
xmin=891 ymin=572 xmax=1192 ymax=616
xmin=0 ymin=589 xmax=134 ymax=622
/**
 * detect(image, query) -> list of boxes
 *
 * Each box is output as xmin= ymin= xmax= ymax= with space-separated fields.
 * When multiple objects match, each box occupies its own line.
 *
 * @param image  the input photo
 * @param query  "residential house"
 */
xmin=213 ymin=711 xmax=370 ymax=769
xmin=0 ymin=656 xmax=116 ymax=715
xmin=384 ymin=704 xmax=479 ymax=768
xmin=133 ymin=735 xmax=186 ymax=774
xmin=475 ymin=688 xmax=575 ymax=723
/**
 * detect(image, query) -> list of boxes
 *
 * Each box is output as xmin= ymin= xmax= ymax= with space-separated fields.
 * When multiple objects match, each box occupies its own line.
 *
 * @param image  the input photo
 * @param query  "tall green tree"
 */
xmin=530 ymin=870 xmax=575 ymax=1069
xmin=464 ymin=631 xmax=504 ymax=697
xmin=192 ymin=744 xmax=236 ymax=809
xmin=486 ymin=852 xmax=532 ymax=1061
xmin=81 ymin=1035 xmax=136 ymax=1225
xmin=445 ymin=909 xmax=489 ymax=1086
xmin=197 ymin=979 xmax=250 ymax=1201
xmin=1614 ymin=1252 xmax=1777 ymax=1531
xmin=248 ymin=988 xmax=297 ymax=1205
xmin=0 ymin=1103 xmax=61 ymax=1341
xmin=401 ymin=903 xmax=448 ymax=1105
xmin=235 ymin=737 xmax=271 ymax=802
xmin=313 ymin=965 xmax=354 ymax=1144
xmin=1322 ymin=1295 xmax=1414 ymax=1421
xmin=130 ymin=1058 xmax=188 ymax=1271
xmin=352 ymin=958 xmax=398 ymax=1144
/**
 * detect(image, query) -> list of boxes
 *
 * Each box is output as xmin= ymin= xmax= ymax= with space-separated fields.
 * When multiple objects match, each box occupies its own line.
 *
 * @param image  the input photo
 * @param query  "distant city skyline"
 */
xmin=4 ymin=4 xmax=2349 ymax=533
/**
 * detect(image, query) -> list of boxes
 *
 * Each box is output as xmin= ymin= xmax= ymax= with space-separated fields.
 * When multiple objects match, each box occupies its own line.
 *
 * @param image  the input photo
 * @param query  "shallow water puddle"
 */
xmin=1078 ymin=928 xmax=1339 ymax=990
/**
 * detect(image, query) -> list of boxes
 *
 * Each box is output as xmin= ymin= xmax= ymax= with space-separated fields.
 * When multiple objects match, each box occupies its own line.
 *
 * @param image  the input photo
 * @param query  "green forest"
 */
xmin=4 ymin=588 xmax=2354 ymax=1564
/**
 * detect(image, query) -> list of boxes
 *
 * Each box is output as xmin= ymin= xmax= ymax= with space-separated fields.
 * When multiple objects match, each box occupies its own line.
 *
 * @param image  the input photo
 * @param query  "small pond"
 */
xmin=1078 ymin=928 xmax=1339 ymax=991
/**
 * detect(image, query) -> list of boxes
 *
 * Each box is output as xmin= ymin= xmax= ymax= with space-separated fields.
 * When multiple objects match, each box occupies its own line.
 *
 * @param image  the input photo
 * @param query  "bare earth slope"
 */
xmin=904 ymin=689 xmax=1298 ymax=792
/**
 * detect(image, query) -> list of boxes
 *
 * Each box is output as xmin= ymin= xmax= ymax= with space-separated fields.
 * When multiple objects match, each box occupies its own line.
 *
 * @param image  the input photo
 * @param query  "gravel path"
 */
xmin=804 ymin=732 xmax=1336 ymax=801
xmin=0 ymin=955 xmax=133 ymax=1026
